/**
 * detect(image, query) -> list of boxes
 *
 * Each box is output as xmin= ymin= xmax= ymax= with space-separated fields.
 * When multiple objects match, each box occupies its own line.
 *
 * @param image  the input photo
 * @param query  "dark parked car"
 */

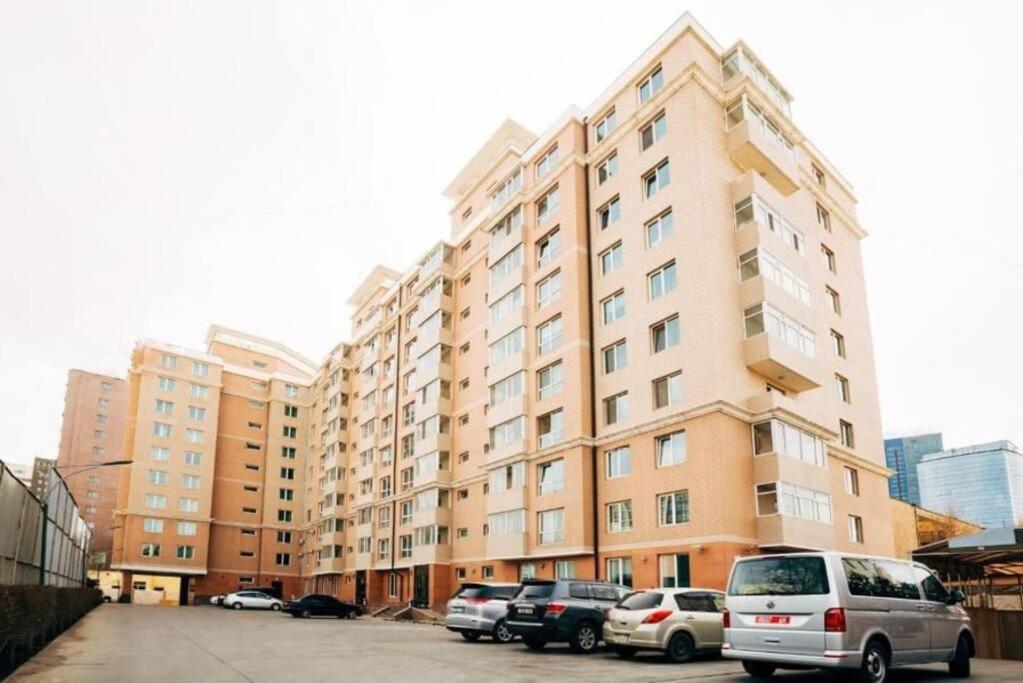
xmin=505 ymin=579 xmax=631 ymax=653
xmin=283 ymin=594 xmax=362 ymax=619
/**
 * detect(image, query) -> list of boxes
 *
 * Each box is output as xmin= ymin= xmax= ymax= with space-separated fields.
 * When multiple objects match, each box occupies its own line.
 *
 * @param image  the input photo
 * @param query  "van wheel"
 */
xmin=859 ymin=640 xmax=890 ymax=683
xmin=492 ymin=620 xmax=514 ymax=644
xmin=569 ymin=622 xmax=599 ymax=654
xmin=949 ymin=635 xmax=971 ymax=678
xmin=741 ymin=660 xmax=776 ymax=679
xmin=666 ymin=632 xmax=695 ymax=663
xmin=523 ymin=636 xmax=547 ymax=650
xmin=460 ymin=631 xmax=481 ymax=642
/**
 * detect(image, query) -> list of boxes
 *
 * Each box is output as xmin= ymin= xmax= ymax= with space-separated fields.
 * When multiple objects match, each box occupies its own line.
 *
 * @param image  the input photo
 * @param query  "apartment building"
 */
xmin=297 ymin=13 xmax=895 ymax=611
xmin=56 ymin=370 xmax=127 ymax=567
xmin=111 ymin=326 xmax=317 ymax=604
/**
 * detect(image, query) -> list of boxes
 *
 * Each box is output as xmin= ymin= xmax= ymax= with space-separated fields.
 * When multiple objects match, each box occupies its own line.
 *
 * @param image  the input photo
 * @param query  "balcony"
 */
xmin=414 ymin=431 xmax=451 ymax=459
xmin=488 ymin=436 xmax=527 ymax=463
xmin=412 ymin=543 xmax=451 ymax=565
xmin=753 ymin=452 xmax=830 ymax=493
xmin=417 ymin=394 xmax=452 ymax=423
xmin=756 ymin=513 xmax=834 ymax=551
xmin=489 ymin=264 xmax=526 ymax=302
xmin=486 ymin=394 xmax=526 ymax=430
xmin=413 ymin=291 xmax=454 ymax=327
xmin=486 ymin=532 xmax=528 ymax=560
xmin=489 ymin=306 xmax=525 ymax=343
xmin=486 ymin=486 xmax=527 ymax=515
xmin=726 ymin=98 xmax=799 ymax=196
xmin=413 ymin=505 xmax=452 ymax=529
xmin=746 ymin=391 xmax=828 ymax=433
xmin=490 ymin=221 xmax=524 ymax=263
xmin=416 ymin=245 xmax=454 ymax=287
xmin=417 ymin=320 xmax=453 ymax=351
xmin=413 ymin=466 xmax=452 ymax=489
xmin=488 ymin=349 xmax=527 ymax=388
xmin=744 ymin=333 xmax=822 ymax=393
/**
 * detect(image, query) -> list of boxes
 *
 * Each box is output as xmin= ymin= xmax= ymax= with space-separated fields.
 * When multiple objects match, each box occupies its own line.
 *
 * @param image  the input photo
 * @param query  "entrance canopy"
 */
xmin=913 ymin=528 xmax=1023 ymax=578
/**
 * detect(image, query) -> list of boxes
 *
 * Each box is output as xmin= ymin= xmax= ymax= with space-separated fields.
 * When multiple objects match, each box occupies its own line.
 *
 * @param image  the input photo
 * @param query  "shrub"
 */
xmin=0 ymin=586 xmax=101 ymax=677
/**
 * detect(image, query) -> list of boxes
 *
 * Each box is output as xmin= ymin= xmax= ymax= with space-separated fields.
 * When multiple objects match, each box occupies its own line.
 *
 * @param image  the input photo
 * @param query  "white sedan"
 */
xmin=223 ymin=591 xmax=283 ymax=611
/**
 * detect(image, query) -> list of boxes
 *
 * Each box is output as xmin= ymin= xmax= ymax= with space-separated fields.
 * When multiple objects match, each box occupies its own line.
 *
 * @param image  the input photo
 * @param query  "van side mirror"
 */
xmin=947 ymin=589 xmax=966 ymax=605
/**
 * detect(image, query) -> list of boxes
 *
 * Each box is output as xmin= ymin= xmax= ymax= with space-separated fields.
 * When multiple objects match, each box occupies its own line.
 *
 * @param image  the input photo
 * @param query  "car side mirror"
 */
xmin=947 ymin=589 xmax=966 ymax=605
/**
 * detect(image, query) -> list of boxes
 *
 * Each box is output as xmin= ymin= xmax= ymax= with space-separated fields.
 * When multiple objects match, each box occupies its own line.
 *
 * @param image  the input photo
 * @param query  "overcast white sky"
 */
xmin=2 ymin=1 xmax=1021 ymax=465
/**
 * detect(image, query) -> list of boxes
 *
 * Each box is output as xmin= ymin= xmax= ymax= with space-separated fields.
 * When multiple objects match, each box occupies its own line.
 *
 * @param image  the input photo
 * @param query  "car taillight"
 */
xmin=641 ymin=609 xmax=673 ymax=625
xmin=465 ymin=597 xmax=489 ymax=605
xmin=825 ymin=607 xmax=846 ymax=632
xmin=722 ymin=608 xmax=730 ymax=629
xmin=545 ymin=602 xmax=567 ymax=616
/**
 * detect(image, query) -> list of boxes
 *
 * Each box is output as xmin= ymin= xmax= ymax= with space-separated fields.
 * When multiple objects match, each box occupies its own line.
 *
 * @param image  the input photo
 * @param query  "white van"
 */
xmin=722 ymin=552 xmax=973 ymax=682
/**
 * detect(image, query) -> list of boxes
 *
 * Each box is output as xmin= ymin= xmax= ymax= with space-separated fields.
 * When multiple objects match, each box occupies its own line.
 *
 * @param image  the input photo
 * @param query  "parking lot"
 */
xmin=11 ymin=604 xmax=1023 ymax=682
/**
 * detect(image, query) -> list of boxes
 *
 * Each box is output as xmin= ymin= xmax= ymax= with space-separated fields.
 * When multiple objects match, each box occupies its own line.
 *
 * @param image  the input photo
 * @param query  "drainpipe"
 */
xmin=389 ymin=285 xmax=404 ymax=602
xmin=580 ymin=117 xmax=599 ymax=580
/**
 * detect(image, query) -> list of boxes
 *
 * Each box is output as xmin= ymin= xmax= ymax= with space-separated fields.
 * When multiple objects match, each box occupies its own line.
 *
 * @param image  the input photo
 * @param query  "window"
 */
xmin=145 ymin=494 xmax=166 ymax=509
xmin=487 ymin=509 xmax=525 ymax=535
xmin=190 ymin=384 xmax=207 ymax=399
xmin=86 ymin=490 xmax=100 ymax=499
xmin=656 ymin=430 xmax=687 ymax=467
xmin=281 ymin=467 xmax=295 ymax=480
xmin=821 ymin=244 xmax=836 ymax=273
xmin=604 ymin=392 xmax=628 ymax=425
xmin=826 ymin=287 xmax=841 ymax=315
xmin=648 ymin=261 xmax=677 ymax=299
xmin=535 ymin=270 xmax=563 ymax=313
xmin=638 ymin=65 xmax=663 ymax=103
xmin=843 ymin=467 xmax=860 ymax=496
xmin=816 ymin=202 xmax=831 ymax=232
xmin=157 ymin=376 xmax=175 ymax=392
xmin=744 ymin=303 xmax=817 ymax=359
xmin=538 ymin=508 xmax=565 ymax=544
xmin=848 ymin=515 xmax=864 ymax=543
xmin=537 ymin=362 xmax=563 ymax=401
xmin=284 ymin=404 xmax=299 ymax=418
xmin=600 ymin=242 xmax=623 ymax=275
xmin=489 ymin=461 xmax=525 ymax=492
xmin=831 ymin=330 xmax=846 ymax=358
xmin=653 ymin=371 xmax=683 ymax=409
xmin=595 ymin=108 xmax=617 ymax=142
xmin=490 ymin=371 xmax=524 ymax=407
xmin=489 ymin=285 xmax=523 ymax=324
xmin=739 ymin=248 xmax=812 ymax=307
xmin=598 ymin=196 xmax=620 ymax=230
xmin=658 ymin=490 xmax=689 ymax=526
xmin=536 ymin=228 xmax=561 ymax=268
xmin=537 ymin=316 xmax=562 ymax=355
xmin=607 ymin=557 xmax=633 ymax=587
xmin=179 ymin=498 xmax=199 ymax=512
xmin=489 ymin=327 xmax=524 ymax=364
xmin=141 ymin=543 xmax=160 ymax=557
xmin=555 ymin=560 xmax=575 ymax=579
xmin=148 ymin=469 xmax=168 ymax=485
xmin=537 ymin=411 xmax=564 ymax=449
xmin=756 ymin=482 xmax=832 ymax=523
xmin=143 ymin=518 xmax=163 ymax=533
xmin=602 ymin=339 xmax=627 ymax=374
xmin=285 ymin=384 xmax=299 ymax=398
xmin=734 ymin=195 xmax=805 ymax=255
xmin=153 ymin=422 xmax=171 ymax=438
xmin=840 ymin=420 xmax=855 ymax=448
xmin=186 ymin=428 xmax=203 ymax=444
xmin=651 ymin=315 xmax=680 ymax=353
xmin=155 ymin=399 xmax=173 ymax=415
xmin=491 ymin=205 xmax=522 ymax=246
xmin=605 ymin=446 xmax=631 ymax=478
xmin=752 ymin=419 xmax=826 ymax=467
xmin=149 ymin=446 xmax=169 ymax=462
xmin=489 ymin=416 xmax=525 ymax=450
xmin=640 ymin=112 xmax=666 ymax=150
xmin=281 ymin=446 xmax=296 ymax=460
xmin=276 ymin=553 xmax=291 ymax=566
xmin=178 ymin=521 xmax=197 ymax=536
xmin=490 ymin=168 xmax=522 ymax=211
xmin=660 ymin=554 xmax=692 ymax=588
xmin=188 ymin=405 xmax=205 ymax=421
xmin=601 ymin=291 xmax=625 ymax=324
xmin=279 ymin=488 xmax=294 ymax=501
xmin=537 ymin=458 xmax=565 ymax=494
xmin=100 ymin=382 xmax=112 ymax=393
xmin=644 ymin=209 xmax=674 ymax=247
xmin=643 ymin=160 xmax=670 ymax=198
xmin=597 ymin=152 xmax=618 ymax=184
xmin=278 ymin=509 xmax=293 ymax=523
xmin=812 ymin=164 xmax=826 ymax=187
xmin=160 ymin=354 xmax=177 ymax=370
xmin=535 ymin=145 xmax=558 ymax=179
xmin=179 ymin=450 xmax=200 ymax=466
xmin=536 ymin=185 xmax=559 ymax=223
xmin=835 ymin=374 xmax=850 ymax=403
xmin=607 ymin=500 xmax=633 ymax=532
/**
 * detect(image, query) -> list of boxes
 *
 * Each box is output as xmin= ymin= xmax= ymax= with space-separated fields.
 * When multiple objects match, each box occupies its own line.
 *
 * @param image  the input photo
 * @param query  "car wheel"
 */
xmin=460 ymin=631 xmax=482 ymax=642
xmin=741 ymin=660 xmax=776 ymax=679
xmin=665 ymin=631 xmax=695 ymax=663
xmin=301 ymin=608 xmax=312 ymax=619
xmin=614 ymin=646 xmax=637 ymax=658
xmin=569 ymin=621 xmax=599 ymax=654
xmin=271 ymin=603 xmax=281 ymax=611
xmin=231 ymin=602 xmax=243 ymax=610
xmin=949 ymin=634 xmax=971 ymax=678
xmin=523 ymin=636 xmax=547 ymax=650
xmin=858 ymin=640 xmax=890 ymax=683
xmin=492 ymin=620 xmax=514 ymax=644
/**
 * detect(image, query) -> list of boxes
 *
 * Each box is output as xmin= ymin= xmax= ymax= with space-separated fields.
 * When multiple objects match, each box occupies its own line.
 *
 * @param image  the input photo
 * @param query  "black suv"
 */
xmin=505 ymin=579 xmax=631 ymax=653
xmin=283 ymin=594 xmax=361 ymax=619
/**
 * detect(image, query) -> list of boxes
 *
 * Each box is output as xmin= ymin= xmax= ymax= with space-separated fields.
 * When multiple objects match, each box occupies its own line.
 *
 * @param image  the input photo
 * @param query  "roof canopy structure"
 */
xmin=913 ymin=528 xmax=1023 ymax=578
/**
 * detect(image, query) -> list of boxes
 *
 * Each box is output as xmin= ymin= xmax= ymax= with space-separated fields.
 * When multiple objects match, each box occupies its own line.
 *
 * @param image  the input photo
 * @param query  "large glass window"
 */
xmin=752 ymin=419 xmax=826 ymax=467
xmin=605 ymin=446 xmax=631 ymax=478
xmin=734 ymin=195 xmax=804 ymax=255
xmin=656 ymin=430 xmax=686 ymax=467
xmin=607 ymin=500 xmax=633 ymax=532
xmin=658 ymin=490 xmax=689 ymax=525
xmin=744 ymin=303 xmax=816 ymax=359
xmin=646 ymin=210 xmax=673 ymax=247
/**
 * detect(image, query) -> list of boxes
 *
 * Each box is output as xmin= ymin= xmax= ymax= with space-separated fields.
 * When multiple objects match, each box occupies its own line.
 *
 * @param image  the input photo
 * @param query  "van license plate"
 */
xmin=755 ymin=615 xmax=790 ymax=625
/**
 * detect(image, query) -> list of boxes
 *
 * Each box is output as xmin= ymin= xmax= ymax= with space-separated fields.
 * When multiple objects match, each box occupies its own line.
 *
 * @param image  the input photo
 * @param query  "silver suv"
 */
xmin=445 ymin=582 xmax=519 ymax=643
xmin=723 ymin=552 xmax=973 ymax=682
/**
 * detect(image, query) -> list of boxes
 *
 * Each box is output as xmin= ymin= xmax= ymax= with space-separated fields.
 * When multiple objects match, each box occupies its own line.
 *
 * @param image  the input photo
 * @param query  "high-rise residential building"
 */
xmin=884 ymin=432 xmax=943 ymax=504
xmin=56 ymin=370 xmax=127 ymax=567
xmin=297 ymin=13 xmax=894 ymax=611
xmin=918 ymin=441 xmax=1023 ymax=529
xmin=111 ymin=326 xmax=317 ymax=603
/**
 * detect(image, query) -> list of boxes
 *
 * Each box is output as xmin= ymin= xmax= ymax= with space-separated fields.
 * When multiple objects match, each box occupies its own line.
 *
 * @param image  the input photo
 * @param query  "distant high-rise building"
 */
xmin=918 ymin=441 xmax=1023 ymax=529
xmin=884 ymin=433 xmax=943 ymax=504
xmin=56 ymin=370 xmax=127 ymax=567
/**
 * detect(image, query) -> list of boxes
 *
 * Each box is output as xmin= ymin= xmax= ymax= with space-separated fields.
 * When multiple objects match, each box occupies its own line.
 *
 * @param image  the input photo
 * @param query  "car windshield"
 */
xmin=617 ymin=591 xmax=663 ymax=610
xmin=514 ymin=583 xmax=555 ymax=599
xmin=728 ymin=556 xmax=830 ymax=596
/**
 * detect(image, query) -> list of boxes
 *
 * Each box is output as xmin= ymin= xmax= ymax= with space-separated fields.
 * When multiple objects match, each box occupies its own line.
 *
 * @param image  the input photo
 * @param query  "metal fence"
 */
xmin=0 ymin=460 xmax=91 ymax=586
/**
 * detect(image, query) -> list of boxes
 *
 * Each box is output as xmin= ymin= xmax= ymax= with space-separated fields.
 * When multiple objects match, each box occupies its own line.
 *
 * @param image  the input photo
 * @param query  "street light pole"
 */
xmin=39 ymin=460 xmax=131 ymax=587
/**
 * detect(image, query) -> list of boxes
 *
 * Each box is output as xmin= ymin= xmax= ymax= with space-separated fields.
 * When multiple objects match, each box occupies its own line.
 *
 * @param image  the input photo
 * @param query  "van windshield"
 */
xmin=728 ymin=556 xmax=830 ymax=596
